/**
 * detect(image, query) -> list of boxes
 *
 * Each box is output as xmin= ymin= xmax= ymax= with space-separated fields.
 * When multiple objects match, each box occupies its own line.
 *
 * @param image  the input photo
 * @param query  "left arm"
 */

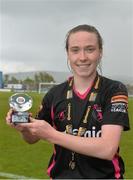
xmin=16 ymin=118 xmax=123 ymax=160
xmin=49 ymin=124 xmax=123 ymax=160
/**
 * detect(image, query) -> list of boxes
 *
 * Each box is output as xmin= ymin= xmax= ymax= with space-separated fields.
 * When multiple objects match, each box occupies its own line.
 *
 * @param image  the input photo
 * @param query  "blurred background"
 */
xmin=0 ymin=0 xmax=133 ymax=91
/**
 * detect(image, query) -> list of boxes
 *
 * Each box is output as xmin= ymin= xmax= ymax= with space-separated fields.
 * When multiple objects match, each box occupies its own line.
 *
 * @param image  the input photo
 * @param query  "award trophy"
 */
xmin=9 ymin=93 xmax=33 ymax=124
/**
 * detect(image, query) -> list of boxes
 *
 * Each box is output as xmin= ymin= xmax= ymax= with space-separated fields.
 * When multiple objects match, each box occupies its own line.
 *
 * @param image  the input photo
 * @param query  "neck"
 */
xmin=73 ymin=72 xmax=97 ymax=94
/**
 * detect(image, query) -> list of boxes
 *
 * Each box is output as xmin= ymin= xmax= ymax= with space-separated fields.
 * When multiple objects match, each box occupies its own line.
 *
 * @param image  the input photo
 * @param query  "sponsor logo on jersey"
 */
xmin=111 ymin=102 xmax=128 ymax=113
xmin=64 ymin=126 xmax=101 ymax=138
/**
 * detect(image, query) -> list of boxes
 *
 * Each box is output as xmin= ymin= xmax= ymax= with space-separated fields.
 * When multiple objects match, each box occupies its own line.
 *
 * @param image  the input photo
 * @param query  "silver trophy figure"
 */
xmin=9 ymin=93 xmax=33 ymax=123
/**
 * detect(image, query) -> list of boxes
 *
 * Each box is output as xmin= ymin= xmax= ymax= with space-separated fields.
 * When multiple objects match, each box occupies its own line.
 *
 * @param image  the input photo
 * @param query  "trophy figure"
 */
xmin=9 ymin=93 xmax=33 ymax=124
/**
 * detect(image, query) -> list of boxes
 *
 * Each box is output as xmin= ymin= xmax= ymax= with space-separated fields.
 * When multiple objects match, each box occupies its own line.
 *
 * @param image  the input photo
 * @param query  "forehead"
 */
xmin=68 ymin=31 xmax=98 ymax=47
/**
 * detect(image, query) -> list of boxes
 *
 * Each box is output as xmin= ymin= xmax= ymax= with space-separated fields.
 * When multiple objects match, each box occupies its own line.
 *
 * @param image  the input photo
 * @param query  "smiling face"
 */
xmin=67 ymin=31 xmax=102 ymax=79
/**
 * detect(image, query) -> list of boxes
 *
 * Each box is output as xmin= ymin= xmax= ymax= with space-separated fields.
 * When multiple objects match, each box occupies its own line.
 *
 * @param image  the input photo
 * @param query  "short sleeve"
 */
xmin=36 ymin=90 xmax=53 ymax=125
xmin=101 ymin=81 xmax=130 ymax=131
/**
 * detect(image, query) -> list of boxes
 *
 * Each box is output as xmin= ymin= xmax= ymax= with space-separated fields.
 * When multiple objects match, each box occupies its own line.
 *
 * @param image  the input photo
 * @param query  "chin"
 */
xmin=77 ymin=71 xmax=96 ymax=79
xmin=77 ymin=73 xmax=92 ymax=78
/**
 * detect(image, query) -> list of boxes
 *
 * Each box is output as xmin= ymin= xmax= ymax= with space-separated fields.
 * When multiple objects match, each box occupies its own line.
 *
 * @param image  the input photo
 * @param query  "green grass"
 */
xmin=120 ymin=97 xmax=133 ymax=179
xmin=0 ymin=92 xmax=52 ymax=179
xmin=0 ymin=92 xmax=133 ymax=179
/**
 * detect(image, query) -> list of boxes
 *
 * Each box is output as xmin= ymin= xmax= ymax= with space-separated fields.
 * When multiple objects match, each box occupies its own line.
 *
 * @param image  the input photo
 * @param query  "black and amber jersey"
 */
xmin=37 ymin=75 xmax=130 ymax=179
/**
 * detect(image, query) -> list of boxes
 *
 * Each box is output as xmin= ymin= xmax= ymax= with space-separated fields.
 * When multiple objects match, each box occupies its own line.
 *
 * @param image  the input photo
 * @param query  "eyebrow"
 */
xmin=70 ymin=46 xmax=79 ymax=49
xmin=70 ymin=45 xmax=96 ymax=49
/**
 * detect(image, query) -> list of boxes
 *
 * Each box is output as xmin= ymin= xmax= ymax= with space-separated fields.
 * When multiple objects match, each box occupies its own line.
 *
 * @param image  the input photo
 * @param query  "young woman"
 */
xmin=6 ymin=24 xmax=130 ymax=179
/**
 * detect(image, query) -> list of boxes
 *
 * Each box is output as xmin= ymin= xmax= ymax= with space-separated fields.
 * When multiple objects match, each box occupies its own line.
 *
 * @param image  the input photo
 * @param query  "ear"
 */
xmin=66 ymin=51 xmax=69 ymax=60
xmin=67 ymin=58 xmax=71 ymax=68
xmin=99 ymin=50 xmax=103 ymax=60
xmin=67 ymin=58 xmax=72 ymax=73
xmin=67 ymin=53 xmax=70 ymax=64
xmin=97 ymin=51 xmax=102 ymax=65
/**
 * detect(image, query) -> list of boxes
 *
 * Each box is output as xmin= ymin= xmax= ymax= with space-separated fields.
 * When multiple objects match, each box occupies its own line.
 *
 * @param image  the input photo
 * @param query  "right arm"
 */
xmin=20 ymin=129 xmax=40 ymax=144
xmin=6 ymin=90 xmax=53 ymax=144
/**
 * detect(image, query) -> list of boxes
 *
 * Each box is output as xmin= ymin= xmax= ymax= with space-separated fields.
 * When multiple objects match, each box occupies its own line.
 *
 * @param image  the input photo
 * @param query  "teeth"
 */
xmin=78 ymin=64 xmax=90 ymax=67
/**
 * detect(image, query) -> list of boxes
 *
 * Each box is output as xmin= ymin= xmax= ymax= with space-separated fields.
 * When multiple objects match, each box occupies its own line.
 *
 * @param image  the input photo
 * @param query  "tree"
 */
xmin=9 ymin=76 xmax=19 ymax=84
xmin=23 ymin=77 xmax=34 ymax=91
xmin=44 ymin=72 xmax=55 ymax=82
xmin=34 ymin=72 xmax=55 ymax=90
xmin=37 ymin=72 xmax=55 ymax=82
xmin=34 ymin=73 xmax=40 ymax=90
xmin=4 ymin=72 xmax=55 ymax=91
xmin=4 ymin=74 xmax=9 ymax=85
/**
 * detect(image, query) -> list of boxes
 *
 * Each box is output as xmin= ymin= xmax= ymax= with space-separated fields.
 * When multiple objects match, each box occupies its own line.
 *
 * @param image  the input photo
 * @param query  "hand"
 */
xmin=6 ymin=110 xmax=40 ymax=143
xmin=6 ymin=109 xmax=32 ymax=132
xmin=14 ymin=117 xmax=56 ymax=141
xmin=6 ymin=109 xmax=14 ymax=127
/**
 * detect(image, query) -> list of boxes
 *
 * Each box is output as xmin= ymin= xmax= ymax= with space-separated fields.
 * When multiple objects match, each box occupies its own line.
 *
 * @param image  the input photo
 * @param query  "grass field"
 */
xmin=0 ymin=92 xmax=133 ymax=179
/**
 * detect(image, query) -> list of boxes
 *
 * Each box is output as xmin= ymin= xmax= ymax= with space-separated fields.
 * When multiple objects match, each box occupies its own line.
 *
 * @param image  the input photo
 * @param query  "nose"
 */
xmin=79 ymin=50 xmax=87 ymax=61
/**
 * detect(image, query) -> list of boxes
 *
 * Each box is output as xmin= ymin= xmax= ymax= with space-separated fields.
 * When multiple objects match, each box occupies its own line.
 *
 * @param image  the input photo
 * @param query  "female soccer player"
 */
xmin=6 ymin=24 xmax=130 ymax=179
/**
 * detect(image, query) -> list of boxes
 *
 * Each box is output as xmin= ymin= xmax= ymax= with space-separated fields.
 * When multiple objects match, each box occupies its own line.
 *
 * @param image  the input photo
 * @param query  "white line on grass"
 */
xmin=0 ymin=171 xmax=36 ymax=179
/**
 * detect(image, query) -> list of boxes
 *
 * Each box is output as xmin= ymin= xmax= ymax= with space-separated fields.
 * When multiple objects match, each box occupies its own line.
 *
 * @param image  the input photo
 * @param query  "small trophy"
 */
xmin=9 ymin=93 xmax=33 ymax=124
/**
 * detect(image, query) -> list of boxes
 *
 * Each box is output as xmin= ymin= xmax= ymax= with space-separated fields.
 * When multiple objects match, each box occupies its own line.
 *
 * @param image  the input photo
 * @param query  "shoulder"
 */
xmin=100 ymin=76 xmax=128 ymax=96
xmin=99 ymin=76 xmax=130 ymax=131
xmin=99 ymin=76 xmax=128 ymax=106
xmin=49 ymin=81 xmax=68 ymax=95
xmin=42 ymin=80 xmax=68 ymax=103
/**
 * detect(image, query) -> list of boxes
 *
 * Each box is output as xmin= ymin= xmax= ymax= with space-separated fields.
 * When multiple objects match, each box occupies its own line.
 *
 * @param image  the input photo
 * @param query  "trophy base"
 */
xmin=12 ymin=112 xmax=29 ymax=124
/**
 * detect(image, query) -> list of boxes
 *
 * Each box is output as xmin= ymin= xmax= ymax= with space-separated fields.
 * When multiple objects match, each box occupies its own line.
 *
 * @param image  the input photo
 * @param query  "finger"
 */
xmin=13 ymin=124 xmax=29 ymax=133
xmin=6 ymin=109 xmax=13 ymax=124
xmin=29 ymin=117 xmax=36 ymax=123
xmin=7 ymin=109 xmax=13 ymax=117
xmin=13 ymin=118 xmax=36 ymax=129
xmin=15 ymin=121 xmax=34 ymax=129
xmin=12 ymin=124 xmax=26 ymax=132
xmin=29 ymin=112 xmax=33 ymax=117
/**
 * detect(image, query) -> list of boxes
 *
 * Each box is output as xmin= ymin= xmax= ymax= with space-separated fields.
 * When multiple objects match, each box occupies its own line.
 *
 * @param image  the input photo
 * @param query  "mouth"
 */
xmin=77 ymin=64 xmax=91 ymax=67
